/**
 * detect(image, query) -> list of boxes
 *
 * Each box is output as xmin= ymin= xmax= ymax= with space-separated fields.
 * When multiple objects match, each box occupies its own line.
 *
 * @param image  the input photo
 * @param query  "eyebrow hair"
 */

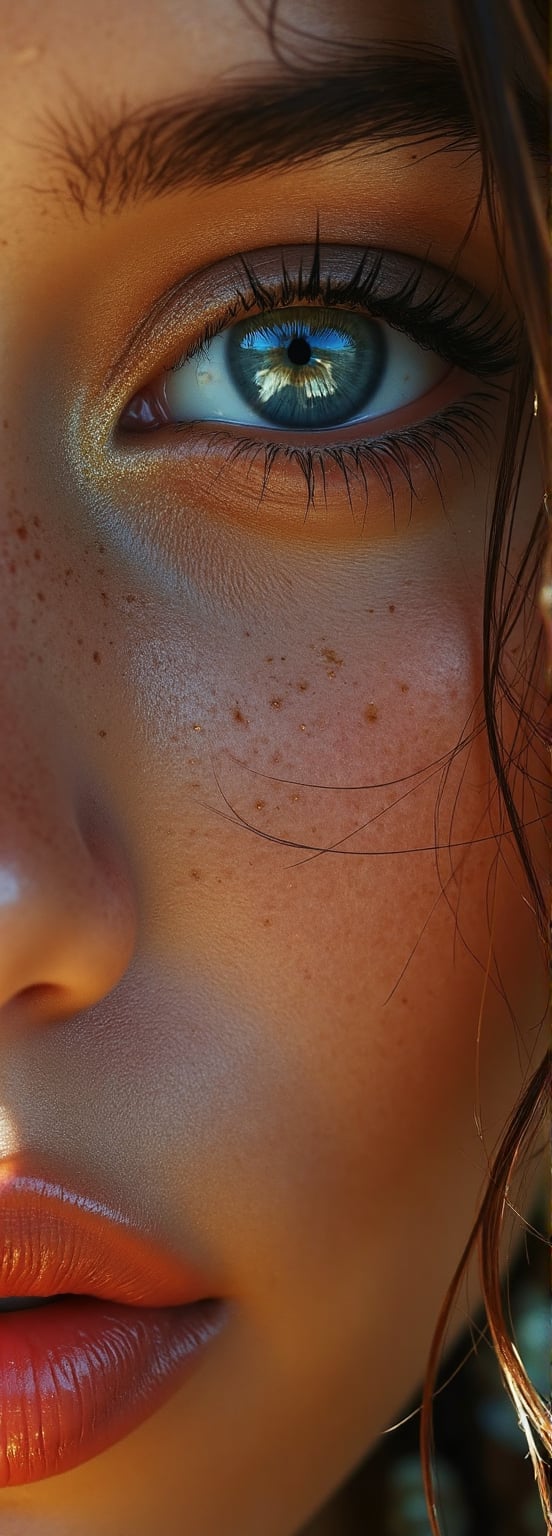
xmin=33 ymin=48 xmax=545 ymax=218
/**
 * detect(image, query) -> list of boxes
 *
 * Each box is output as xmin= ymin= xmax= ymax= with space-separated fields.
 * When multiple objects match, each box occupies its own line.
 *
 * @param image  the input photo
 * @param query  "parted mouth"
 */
xmin=0 ymin=1295 xmax=55 ymax=1310
xmin=0 ymin=1158 xmax=219 ymax=1309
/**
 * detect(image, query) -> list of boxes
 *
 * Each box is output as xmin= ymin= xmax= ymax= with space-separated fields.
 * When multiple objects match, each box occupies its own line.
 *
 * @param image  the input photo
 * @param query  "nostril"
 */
xmin=13 ymin=981 xmax=70 ymax=1018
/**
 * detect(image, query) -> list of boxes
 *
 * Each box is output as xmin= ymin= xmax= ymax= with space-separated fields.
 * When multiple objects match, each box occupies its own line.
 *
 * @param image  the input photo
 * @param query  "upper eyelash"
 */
xmin=117 ymin=236 xmax=518 ymax=529
xmin=170 ymin=233 xmax=520 ymax=382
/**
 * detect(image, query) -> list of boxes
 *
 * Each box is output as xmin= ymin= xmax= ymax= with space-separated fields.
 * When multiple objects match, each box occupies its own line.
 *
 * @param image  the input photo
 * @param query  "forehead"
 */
xmin=0 ymin=0 xmax=453 ymax=100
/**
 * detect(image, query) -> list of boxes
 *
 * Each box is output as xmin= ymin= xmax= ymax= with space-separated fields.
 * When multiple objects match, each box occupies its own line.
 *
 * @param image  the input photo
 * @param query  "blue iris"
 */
xmin=226 ymin=307 xmax=386 ymax=429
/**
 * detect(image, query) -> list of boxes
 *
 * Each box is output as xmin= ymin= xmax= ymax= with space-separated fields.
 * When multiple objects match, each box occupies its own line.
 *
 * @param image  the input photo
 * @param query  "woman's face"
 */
xmin=0 ymin=2 xmax=547 ymax=1533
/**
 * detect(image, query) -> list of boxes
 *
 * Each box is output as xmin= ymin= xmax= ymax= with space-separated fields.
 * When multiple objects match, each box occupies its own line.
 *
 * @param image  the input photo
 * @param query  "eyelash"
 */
xmin=130 ymin=236 xmax=519 ymax=523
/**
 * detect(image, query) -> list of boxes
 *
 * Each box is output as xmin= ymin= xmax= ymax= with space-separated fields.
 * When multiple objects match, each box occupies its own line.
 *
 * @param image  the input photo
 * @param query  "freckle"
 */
xmin=290 ymin=793 xmax=300 ymax=802
xmin=33 ymin=517 xmax=41 ymax=529
xmin=368 ymin=608 xmax=374 ymax=614
xmin=101 ymin=591 xmax=109 ymax=605
xmin=243 ymin=629 xmax=251 ymax=637
xmin=298 ymin=680 xmax=309 ymax=691
xmin=33 ymin=549 xmax=41 ymax=560
xmin=98 ymin=729 xmax=107 ymax=738
xmin=36 ymin=591 xmax=45 ymax=602
xmin=262 ymin=918 xmax=272 ymax=927
xmin=388 ymin=603 xmax=396 ymax=613
xmin=400 ymin=682 xmax=410 ymax=693
xmin=255 ymin=800 xmax=266 ymax=811
xmin=272 ymin=751 xmax=282 ymax=764
xmin=64 ymin=568 xmax=73 ymax=580
xmin=233 ymin=707 xmax=248 ymax=724
xmin=77 ymin=636 xmax=83 ymax=645
xmin=190 ymin=868 xmax=201 ymax=880
xmin=126 ymin=594 xmax=136 ymax=603
xmin=98 ymin=544 xmax=105 ymax=554
xmin=280 ymin=655 xmax=286 ymax=661
xmin=364 ymin=703 xmax=379 ymax=723
xmin=271 ymin=697 xmax=283 ymax=709
xmin=8 ymin=561 xmax=16 ymax=574
xmin=93 ymin=650 xmax=101 ymax=664
xmin=16 ymin=525 xmax=28 ymax=541
xmin=326 ymin=669 xmax=336 ymax=679
xmin=322 ymin=647 xmax=343 ymax=666
xmin=265 ymin=656 xmax=273 ymax=663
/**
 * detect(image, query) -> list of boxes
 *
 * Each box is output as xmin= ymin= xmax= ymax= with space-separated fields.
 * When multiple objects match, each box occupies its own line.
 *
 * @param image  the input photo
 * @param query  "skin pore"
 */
xmin=0 ymin=2 xmax=548 ymax=1534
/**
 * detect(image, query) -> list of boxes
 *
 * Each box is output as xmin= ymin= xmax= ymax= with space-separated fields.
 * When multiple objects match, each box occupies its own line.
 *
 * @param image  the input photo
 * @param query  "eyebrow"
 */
xmin=33 ymin=48 xmax=545 ymax=218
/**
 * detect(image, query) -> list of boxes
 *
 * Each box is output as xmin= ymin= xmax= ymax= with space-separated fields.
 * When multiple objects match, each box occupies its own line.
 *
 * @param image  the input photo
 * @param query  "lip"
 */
xmin=0 ymin=1159 xmax=226 ymax=1488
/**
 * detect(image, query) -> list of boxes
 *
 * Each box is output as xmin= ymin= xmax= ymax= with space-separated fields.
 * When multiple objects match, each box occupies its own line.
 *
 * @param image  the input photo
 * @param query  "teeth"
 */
xmin=0 ymin=1296 xmax=55 ymax=1311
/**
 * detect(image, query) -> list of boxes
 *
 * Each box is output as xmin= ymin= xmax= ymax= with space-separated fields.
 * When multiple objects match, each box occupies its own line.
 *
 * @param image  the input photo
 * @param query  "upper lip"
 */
xmin=0 ymin=1158 xmax=215 ymax=1307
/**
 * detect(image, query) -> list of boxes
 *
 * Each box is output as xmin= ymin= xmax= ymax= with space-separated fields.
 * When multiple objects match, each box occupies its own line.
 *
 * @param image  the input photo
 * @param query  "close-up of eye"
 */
xmin=0 ymin=3 xmax=549 ymax=1536
xmin=124 ymin=303 xmax=451 ymax=433
xmin=113 ymin=241 xmax=518 ymax=546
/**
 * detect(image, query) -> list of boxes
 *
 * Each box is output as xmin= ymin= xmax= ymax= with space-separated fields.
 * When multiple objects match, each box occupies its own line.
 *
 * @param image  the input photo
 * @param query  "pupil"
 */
xmin=287 ymin=335 xmax=311 ymax=367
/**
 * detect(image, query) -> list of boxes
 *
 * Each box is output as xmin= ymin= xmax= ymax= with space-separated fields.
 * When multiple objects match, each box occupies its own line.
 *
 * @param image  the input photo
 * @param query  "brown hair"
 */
xmin=246 ymin=0 xmax=549 ymax=1526
xmin=419 ymin=2 xmax=550 ymax=1531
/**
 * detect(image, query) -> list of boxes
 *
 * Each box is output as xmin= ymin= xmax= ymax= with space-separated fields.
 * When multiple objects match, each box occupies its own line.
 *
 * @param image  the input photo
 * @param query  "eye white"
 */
xmin=164 ymin=316 xmax=450 ymax=430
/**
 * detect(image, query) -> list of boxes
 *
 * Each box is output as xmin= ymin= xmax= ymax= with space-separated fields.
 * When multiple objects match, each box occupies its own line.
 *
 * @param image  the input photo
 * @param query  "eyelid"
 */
xmin=109 ymin=243 xmax=516 ymax=422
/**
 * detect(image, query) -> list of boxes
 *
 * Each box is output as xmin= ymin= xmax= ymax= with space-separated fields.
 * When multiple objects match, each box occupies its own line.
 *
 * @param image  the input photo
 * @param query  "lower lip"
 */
xmin=0 ymin=1293 xmax=225 ymax=1488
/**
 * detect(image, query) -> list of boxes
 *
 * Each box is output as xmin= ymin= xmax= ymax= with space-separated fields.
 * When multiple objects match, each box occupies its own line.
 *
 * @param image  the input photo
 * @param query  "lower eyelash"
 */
xmin=194 ymin=388 xmax=500 ymax=530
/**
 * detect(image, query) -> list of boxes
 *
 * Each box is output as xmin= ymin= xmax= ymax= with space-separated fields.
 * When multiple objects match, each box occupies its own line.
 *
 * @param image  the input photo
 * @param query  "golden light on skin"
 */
xmin=0 ymin=873 xmax=26 ymax=1161
xmin=0 ymin=1110 xmax=19 ymax=1162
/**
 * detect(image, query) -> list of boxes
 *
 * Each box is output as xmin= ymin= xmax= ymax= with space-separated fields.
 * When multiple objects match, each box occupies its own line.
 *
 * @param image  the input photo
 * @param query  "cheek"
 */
xmin=164 ymin=570 xmax=541 ymax=1171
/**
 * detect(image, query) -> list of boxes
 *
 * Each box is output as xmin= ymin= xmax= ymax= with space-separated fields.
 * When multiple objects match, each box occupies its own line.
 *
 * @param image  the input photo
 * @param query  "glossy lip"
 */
xmin=0 ymin=1160 xmax=214 ymax=1304
xmin=0 ymin=1158 xmax=226 ymax=1488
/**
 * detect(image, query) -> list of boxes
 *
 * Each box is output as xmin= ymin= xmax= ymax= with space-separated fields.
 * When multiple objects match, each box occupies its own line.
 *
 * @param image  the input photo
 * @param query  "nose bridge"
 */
xmin=0 ymin=669 xmax=138 ymax=1022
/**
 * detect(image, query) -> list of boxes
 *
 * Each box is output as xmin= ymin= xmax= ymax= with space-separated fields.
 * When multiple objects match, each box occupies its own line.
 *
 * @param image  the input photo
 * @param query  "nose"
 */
xmin=0 ymin=690 xmax=138 ymax=1024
